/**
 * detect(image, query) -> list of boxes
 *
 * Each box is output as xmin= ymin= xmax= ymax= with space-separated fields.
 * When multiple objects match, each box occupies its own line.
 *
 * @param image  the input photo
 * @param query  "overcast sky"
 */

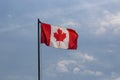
xmin=0 ymin=0 xmax=120 ymax=80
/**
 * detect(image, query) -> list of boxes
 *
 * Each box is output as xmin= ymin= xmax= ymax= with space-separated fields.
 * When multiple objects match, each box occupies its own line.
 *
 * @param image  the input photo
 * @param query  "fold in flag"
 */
xmin=40 ymin=22 xmax=78 ymax=50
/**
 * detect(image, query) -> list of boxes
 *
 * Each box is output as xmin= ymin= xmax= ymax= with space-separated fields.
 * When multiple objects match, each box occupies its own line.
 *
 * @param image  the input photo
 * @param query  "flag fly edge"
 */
xmin=67 ymin=29 xmax=78 ymax=49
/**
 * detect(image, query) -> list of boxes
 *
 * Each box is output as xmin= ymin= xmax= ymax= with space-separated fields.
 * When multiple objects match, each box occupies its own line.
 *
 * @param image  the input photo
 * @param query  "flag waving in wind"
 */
xmin=40 ymin=22 xmax=78 ymax=50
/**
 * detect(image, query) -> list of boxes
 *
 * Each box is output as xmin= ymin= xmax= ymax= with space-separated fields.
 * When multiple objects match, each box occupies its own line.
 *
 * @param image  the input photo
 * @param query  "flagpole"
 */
xmin=38 ymin=18 xmax=41 ymax=80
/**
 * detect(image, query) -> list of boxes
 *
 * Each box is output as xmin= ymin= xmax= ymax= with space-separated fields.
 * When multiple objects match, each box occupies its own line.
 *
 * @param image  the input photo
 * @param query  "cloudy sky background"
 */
xmin=0 ymin=0 xmax=120 ymax=80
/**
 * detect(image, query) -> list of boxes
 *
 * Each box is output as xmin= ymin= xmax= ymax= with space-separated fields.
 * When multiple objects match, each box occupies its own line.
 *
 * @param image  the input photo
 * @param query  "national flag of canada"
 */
xmin=40 ymin=22 xmax=78 ymax=50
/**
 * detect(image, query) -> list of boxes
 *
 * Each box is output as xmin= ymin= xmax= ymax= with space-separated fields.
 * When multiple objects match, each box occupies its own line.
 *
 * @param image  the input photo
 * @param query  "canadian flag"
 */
xmin=41 ymin=22 xmax=78 ymax=49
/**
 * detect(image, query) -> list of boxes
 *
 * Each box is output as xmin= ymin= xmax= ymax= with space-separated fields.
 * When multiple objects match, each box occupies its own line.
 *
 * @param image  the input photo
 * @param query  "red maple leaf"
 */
xmin=54 ymin=28 xmax=66 ymax=46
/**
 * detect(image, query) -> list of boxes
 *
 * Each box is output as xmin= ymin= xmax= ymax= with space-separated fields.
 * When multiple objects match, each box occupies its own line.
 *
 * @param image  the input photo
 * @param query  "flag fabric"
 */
xmin=40 ymin=22 xmax=78 ymax=50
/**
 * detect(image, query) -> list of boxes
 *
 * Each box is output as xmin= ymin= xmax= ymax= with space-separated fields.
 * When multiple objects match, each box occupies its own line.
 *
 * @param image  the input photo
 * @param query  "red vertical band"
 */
xmin=41 ymin=23 xmax=51 ymax=46
xmin=67 ymin=29 xmax=78 ymax=49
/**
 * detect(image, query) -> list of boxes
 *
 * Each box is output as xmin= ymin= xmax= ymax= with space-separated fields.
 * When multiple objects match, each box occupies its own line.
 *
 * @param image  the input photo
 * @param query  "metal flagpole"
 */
xmin=38 ymin=18 xmax=41 ymax=80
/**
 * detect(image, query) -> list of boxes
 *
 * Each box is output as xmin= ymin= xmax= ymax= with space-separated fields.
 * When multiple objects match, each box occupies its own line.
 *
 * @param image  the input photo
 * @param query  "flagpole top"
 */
xmin=38 ymin=18 xmax=42 ymax=23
